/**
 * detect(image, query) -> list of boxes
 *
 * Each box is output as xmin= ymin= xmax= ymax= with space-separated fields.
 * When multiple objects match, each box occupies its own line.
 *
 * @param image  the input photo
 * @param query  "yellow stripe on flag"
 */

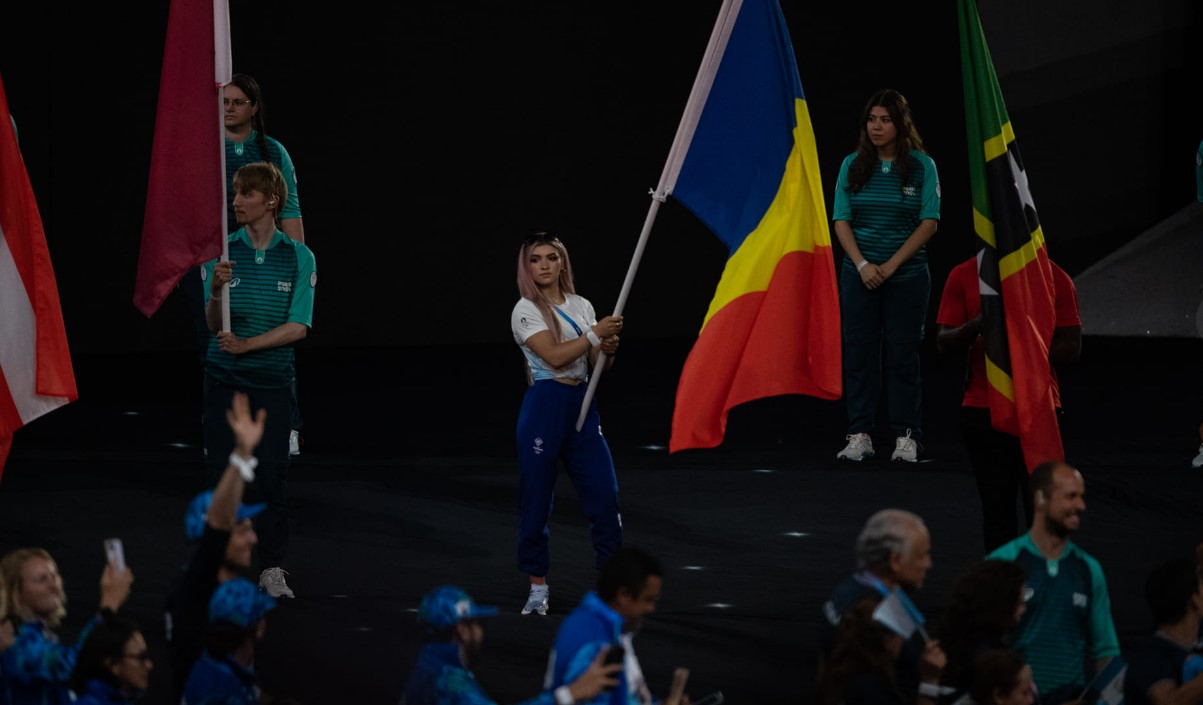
xmin=999 ymin=226 xmax=1046 ymax=281
xmin=973 ymin=207 xmax=995 ymax=249
xmin=984 ymin=354 xmax=1015 ymax=402
xmin=701 ymin=99 xmax=828 ymax=331
xmin=983 ymin=120 xmax=1015 ymax=162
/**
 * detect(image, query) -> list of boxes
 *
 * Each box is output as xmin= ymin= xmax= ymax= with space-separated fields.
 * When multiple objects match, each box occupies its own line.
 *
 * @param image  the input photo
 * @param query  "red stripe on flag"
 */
xmin=1003 ymin=254 xmax=1063 ymax=471
xmin=133 ymin=0 xmax=226 ymax=317
xmin=670 ymin=249 xmax=841 ymax=452
xmin=0 ymin=72 xmax=77 ymax=481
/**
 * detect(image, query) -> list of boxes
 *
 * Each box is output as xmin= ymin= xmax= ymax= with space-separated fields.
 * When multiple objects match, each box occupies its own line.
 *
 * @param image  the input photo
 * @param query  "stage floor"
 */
xmin=2 ymin=336 xmax=1200 ymax=704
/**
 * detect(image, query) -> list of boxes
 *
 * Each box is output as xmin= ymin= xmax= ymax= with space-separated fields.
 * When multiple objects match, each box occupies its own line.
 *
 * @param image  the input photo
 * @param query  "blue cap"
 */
xmin=209 ymin=578 xmax=276 ymax=628
xmin=185 ymin=490 xmax=267 ymax=540
xmin=418 ymin=586 xmax=499 ymax=629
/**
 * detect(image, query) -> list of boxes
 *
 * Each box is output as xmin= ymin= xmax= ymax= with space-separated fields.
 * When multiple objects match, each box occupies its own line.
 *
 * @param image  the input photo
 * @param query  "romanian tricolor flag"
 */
xmin=668 ymin=0 xmax=841 ymax=453
xmin=958 ymin=0 xmax=1062 ymax=471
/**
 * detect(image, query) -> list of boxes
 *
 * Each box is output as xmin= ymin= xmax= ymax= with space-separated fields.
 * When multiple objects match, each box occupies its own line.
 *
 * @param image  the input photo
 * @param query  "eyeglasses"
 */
xmin=223 ymin=98 xmax=253 ymax=109
xmin=123 ymin=651 xmax=153 ymax=664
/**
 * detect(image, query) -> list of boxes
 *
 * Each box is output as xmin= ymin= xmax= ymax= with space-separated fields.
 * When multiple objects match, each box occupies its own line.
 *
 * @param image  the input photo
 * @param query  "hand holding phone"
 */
xmin=603 ymin=644 xmax=625 ymax=666
xmin=103 ymin=538 xmax=126 ymax=573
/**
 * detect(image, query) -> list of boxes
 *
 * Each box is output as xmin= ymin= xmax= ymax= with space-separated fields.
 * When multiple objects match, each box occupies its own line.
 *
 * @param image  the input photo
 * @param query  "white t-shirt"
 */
xmin=511 ymin=294 xmax=596 ymax=382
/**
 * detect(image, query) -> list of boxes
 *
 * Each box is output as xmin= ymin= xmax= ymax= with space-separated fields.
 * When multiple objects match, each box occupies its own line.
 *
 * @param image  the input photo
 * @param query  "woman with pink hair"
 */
xmin=510 ymin=232 xmax=625 ymax=617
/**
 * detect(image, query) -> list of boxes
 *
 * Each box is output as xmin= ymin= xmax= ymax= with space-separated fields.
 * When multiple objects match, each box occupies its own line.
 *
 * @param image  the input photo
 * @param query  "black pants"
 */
xmin=203 ymin=377 xmax=292 ymax=570
xmin=961 ymin=406 xmax=1062 ymax=553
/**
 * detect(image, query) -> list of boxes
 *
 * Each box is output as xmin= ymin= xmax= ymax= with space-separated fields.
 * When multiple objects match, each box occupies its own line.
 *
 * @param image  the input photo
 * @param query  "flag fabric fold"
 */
xmin=0 ymin=72 xmax=78 ymax=479
xmin=958 ymin=0 xmax=1062 ymax=471
xmin=668 ymin=0 xmax=841 ymax=453
xmin=133 ymin=0 xmax=229 ymax=317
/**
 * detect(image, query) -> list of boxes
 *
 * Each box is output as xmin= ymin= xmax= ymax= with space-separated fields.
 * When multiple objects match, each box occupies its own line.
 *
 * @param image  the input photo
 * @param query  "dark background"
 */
xmin=1 ymin=1 xmax=1199 ymax=355
xmin=3 ymin=2 xmax=1203 ymax=703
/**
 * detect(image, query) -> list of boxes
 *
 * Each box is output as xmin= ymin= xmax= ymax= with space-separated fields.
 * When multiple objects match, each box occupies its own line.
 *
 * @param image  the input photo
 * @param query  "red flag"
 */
xmin=133 ymin=0 xmax=231 ymax=317
xmin=0 ymin=72 xmax=78 ymax=480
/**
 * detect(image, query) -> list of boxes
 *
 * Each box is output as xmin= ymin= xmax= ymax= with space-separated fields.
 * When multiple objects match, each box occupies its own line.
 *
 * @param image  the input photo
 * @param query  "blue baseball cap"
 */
xmin=184 ymin=490 xmax=267 ymax=541
xmin=209 ymin=578 xmax=277 ymax=628
xmin=418 ymin=586 xmax=499 ymax=630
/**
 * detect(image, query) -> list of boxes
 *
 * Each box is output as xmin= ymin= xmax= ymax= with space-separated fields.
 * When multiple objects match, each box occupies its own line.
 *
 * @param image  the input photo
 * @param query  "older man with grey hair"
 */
xmin=817 ymin=509 xmax=940 ymax=705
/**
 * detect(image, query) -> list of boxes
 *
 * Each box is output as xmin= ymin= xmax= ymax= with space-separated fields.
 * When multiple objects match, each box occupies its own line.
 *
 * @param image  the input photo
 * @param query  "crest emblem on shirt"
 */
xmin=310 ymin=271 xmax=317 ymax=288
xmin=532 ymin=437 xmax=544 ymax=455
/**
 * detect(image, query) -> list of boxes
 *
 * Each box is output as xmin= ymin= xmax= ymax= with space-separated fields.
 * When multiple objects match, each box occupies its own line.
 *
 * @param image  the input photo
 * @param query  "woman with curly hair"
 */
xmin=935 ymin=559 xmax=1028 ymax=702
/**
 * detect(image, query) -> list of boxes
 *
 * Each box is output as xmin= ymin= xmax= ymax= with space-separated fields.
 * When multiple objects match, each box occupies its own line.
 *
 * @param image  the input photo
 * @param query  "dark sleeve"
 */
xmin=1123 ymin=646 xmax=1180 ymax=705
xmin=844 ymin=672 xmax=907 ymax=705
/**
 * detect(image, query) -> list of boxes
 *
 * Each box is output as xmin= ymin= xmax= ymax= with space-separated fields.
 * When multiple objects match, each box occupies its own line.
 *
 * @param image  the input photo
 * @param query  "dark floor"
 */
xmin=2 ymin=335 xmax=1201 ymax=705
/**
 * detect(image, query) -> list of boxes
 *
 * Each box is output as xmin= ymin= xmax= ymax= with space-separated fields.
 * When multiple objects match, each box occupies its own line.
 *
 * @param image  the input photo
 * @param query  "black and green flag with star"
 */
xmin=958 ymin=0 xmax=1063 ymax=471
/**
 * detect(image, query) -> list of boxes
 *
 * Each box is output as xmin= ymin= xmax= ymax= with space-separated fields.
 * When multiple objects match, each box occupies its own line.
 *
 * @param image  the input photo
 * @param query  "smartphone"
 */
xmin=692 ymin=692 xmax=724 ymax=705
xmin=603 ymin=644 xmax=626 ymax=666
xmin=103 ymin=538 xmax=126 ymax=572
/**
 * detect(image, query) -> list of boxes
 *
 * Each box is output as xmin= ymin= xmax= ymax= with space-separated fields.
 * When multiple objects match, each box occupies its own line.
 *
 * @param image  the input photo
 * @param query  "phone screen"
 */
xmin=103 ymin=538 xmax=126 ymax=572
xmin=603 ymin=645 xmax=626 ymax=666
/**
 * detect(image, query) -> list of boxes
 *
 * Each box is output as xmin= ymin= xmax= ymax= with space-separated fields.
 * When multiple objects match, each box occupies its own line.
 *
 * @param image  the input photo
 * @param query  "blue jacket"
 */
xmin=401 ymin=641 xmax=556 ymax=705
xmin=182 ymin=653 xmax=259 ymax=705
xmin=0 ymin=617 xmax=98 ymax=705
xmin=548 ymin=592 xmax=632 ymax=705
xmin=72 ymin=679 xmax=141 ymax=705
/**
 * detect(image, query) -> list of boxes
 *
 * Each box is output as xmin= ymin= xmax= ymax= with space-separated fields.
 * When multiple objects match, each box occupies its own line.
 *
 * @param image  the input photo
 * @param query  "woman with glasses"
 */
xmin=222 ymin=74 xmax=303 ymax=243
xmin=512 ymin=232 xmax=625 ymax=616
xmin=0 ymin=548 xmax=133 ymax=704
xmin=832 ymin=88 xmax=940 ymax=465
xmin=68 ymin=615 xmax=153 ymax=704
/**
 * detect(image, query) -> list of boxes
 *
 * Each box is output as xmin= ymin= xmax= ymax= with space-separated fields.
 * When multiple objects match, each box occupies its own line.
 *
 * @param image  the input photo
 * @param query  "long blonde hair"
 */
xmin=1 ymin=547 xmax=67 ymax=628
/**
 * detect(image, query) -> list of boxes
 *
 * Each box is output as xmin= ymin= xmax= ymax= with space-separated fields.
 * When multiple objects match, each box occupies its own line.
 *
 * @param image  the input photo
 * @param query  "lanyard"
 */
xmin=554 ymin=305 xmax=584 ymax=337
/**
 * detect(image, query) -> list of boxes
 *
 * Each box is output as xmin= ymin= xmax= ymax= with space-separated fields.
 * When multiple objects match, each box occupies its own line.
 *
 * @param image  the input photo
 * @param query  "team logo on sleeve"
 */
xmin=200 ymin=268 xmax=208 ymax=282
xmin=309 ymin=272 xmax=317 ymax=288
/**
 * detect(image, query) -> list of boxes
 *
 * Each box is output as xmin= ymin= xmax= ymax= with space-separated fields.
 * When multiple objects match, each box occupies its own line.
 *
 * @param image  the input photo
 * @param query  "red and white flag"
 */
xmin=133 ymin=0 xmax=232 ymax=317
xmin=0 ymin=72 xmax=78 ymax=479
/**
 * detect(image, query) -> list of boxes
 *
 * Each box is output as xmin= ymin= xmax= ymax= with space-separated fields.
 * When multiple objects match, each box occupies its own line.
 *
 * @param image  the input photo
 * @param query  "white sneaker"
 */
xmin=522 ymin=584 xmax=549 ymax=615
xmin=289 ymin=430 xmax=301 ymax=456
xmin=836 ymin=433 xmax=875 ymax=461
xmin=1192 ymin=443 xmax=1203 ymax=469
xmin=891 ymin=430 xmax=919 ymax=462
xmin=259 ymin=567 xmax=294 ymax=598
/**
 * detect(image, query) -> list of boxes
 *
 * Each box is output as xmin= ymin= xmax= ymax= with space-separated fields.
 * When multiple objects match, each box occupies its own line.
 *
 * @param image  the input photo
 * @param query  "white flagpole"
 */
xmin=574 ymin=0 xmax=744 ymax=431
xmin=214 ymin=0 xmax=232 ymax=331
